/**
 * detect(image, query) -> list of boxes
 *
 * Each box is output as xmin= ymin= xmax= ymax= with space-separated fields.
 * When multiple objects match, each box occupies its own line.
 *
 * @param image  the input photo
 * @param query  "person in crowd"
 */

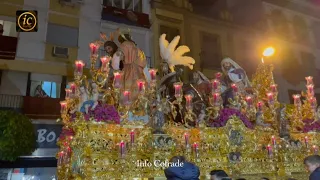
xmin=304 ymin=155 xmax=320 ymax=180
xmin=210 ymin=170 xmax=231 ymax=180
xmin=34 ymin=85 xmax=48 ymax=97
xmin=236 ymin=178 xmax=246 ymax=180
xmin=0 ymin=24 xmax=3 ymax=35
xmin=261 ymin=178 xmax=270 ymax=180
xmin=164 ymin=156 xmax=200 ymax=180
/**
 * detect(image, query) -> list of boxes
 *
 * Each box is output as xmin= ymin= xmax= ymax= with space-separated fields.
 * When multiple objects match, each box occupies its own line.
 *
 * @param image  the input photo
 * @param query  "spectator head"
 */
xmin=304 ymin=155 xmax=320 ymax=173
xmin=261 ymin=178 xmax=270 ymax=180
xmin=170 ymin=156 xmax=185 ymax=163
xmin=210 ymin=170 xmax=229 ymax=180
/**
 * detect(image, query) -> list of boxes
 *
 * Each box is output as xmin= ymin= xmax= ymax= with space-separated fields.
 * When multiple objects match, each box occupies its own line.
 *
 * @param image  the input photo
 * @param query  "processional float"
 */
xmin=57 ymin=31 xmax=320 ymax=180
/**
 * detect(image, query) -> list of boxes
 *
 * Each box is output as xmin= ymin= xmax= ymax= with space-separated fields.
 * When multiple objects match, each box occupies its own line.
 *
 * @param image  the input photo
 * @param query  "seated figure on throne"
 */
xmin=221 ymin=57 xmax=251 ymax=107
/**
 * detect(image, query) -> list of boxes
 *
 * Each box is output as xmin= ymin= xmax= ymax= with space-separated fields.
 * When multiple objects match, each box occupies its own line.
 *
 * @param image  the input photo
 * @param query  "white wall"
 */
xmin=77 ymin=0 xmax=102 ymax=65
xmin=261 ymin=2 xmax=320 ymax=103
xmin=0 ymin=70 xmax=28 ymax=96
xmin=15 ymin=0 xmax=49 ymax=61
xmin=142 ymin=0 xmax=151 ymax=15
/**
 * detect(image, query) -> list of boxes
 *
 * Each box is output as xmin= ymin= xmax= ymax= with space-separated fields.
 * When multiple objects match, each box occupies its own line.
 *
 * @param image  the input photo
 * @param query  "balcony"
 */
xmin=0 ymin=35 xmax=18 ymax=60
xmin=0 ymin=94 xmax=61 ymax=119
xmin=101 ymin=1 xmax=150 ymax=28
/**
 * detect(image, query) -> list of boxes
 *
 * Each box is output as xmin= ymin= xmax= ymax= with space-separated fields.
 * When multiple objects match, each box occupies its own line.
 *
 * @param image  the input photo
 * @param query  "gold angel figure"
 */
xmin=159 ymin=34 xmax=195 ymax=72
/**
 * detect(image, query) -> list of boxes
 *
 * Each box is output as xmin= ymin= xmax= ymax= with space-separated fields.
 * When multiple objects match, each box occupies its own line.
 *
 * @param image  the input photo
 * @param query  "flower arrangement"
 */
xmin=302 ymin=119 xmax=320 ymax=132
xmin=83 ymin=102 xmax=120 ymax=124
xmin=208 ymin=108 xmax=254 ymax=129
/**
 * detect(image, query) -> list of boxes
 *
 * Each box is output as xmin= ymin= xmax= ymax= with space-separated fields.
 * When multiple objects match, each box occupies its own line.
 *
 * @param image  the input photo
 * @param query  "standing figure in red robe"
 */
xmin=111 ymin=29 xmax=147 ymax=94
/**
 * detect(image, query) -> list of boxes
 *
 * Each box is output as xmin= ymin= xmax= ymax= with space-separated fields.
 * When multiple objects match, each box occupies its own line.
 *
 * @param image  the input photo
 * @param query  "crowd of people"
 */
xmin=164 ymin=155 xmax=320 ymax=180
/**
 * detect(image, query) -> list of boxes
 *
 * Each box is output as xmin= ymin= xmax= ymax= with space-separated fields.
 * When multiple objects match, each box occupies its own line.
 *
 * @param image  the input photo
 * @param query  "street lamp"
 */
xmin=262 ymin=46 xmax=275 ymax=63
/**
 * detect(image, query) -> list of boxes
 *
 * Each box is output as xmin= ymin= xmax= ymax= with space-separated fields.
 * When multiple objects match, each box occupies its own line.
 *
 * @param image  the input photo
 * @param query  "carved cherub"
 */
xmin=256 ymin=111 xmax=271 ymax=127
xmin=78 ymin=86 xmax=91 ymax=113
xmin=90 ymin=82 xmax=99 ymax=110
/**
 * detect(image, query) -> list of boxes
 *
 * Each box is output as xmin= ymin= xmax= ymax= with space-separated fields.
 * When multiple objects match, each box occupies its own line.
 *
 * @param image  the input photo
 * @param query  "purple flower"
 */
xmin=84 ymin=101 xmax=120 ymax=124
xmin=208 ymin=108 xmax=254 ymax=129
xmin=302 ymin=119 xmax=320 ymax=132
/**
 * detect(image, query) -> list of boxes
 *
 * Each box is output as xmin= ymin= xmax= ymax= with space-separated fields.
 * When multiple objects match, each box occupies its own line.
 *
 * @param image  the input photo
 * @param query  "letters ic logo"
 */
xmin=16 ymin=10 xmax=38 ymax=32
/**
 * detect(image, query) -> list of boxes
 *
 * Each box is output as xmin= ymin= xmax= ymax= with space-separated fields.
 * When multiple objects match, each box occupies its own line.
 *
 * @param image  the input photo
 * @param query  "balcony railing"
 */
xmin=0 ymin=94 xmax=61 ymax=119
xmin=23 ymin=96 xmax=62 ymax=119
xmin=0 ymin=94 xmax=23 ymax=109
xmin=103 ymin=0 xmax=142 ymax=12
xmin=101 ymin=4 xmax=150 ymax=28
xmin=0 ymin=35 xmax=18 ymax=60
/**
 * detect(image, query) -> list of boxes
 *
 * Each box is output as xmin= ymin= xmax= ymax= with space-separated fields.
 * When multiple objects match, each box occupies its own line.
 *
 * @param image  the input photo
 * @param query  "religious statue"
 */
xmin=111 ymin=29 xmax=147 ymax=93
xmin=90 ymin=82 xmax=99 ymax=110
xmin=220 ymin=57 xmax=251 ymax=107
xmin=256 ymin=110 xmax=271 ymax=127
xmin=191 ymin=71 xmax=211 ymax=98
xmin=78 ymin=83 xmax=102 ymax=114
xmin=100 ymin=32 xmax=123 ymax=87
xmin=279 ymin=106 xmax=290 ymax=137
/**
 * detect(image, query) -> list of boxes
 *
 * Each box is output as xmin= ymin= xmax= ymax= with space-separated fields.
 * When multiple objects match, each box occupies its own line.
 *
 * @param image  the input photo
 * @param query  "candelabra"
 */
xmin=184 ymin=94 xmax=198 ymax=127
xmin=228 ymin=84 xmax=242 ymax=110
xmin=244 ymin=95 xmax=256 ymax=121
xmin=301 ymin=76 xmax=317 ymax=121
xmin=206 ymin=75 xmax=223 ymax=120
xmin=170 ymin=82 xmax=184 ymax=124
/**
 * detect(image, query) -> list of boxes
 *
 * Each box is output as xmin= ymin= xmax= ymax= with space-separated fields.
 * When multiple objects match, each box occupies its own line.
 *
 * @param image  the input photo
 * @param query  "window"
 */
xmin=159 ymin=25 xmax=180 ymax=45
xmin=292 ymin=16 xmax=309 ymax=43
xmin=103 ymin=0 xmax=142 ymax=12
xmin=0 ymin=20 xmax=18 ymax=37
xmin=46 ymin=23 xmax=78 ymax=47
xmin=270 ymin=10 xmax=290 ymax=38
xmin=200 ymin=33 xmax=222 ymax=70
xmin=30 ymin=80 xmax=61 ymax=98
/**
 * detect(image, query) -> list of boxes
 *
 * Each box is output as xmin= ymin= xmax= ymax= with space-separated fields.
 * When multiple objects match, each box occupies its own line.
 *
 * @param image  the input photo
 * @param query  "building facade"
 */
xmin=151 ymin=0 xmax=320 ymax=103
xmin=0 ymin=0 xmax=151 ymax=178
xmin=261 ymin=0 xmax=320 ymax=103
